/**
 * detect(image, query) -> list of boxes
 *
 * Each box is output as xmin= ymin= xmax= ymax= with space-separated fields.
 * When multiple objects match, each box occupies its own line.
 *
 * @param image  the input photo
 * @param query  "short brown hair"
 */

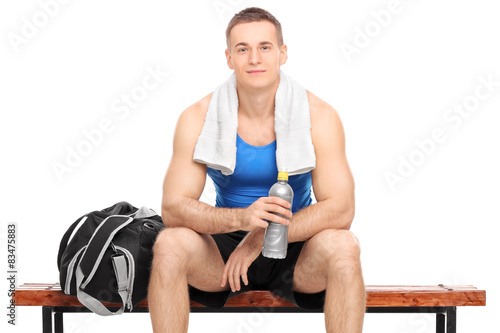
xmin=225 ymin=7 xmax=283 ymax=50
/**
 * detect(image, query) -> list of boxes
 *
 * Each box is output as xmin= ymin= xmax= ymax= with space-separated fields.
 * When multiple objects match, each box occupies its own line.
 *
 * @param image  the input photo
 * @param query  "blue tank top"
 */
xmin=207 ymin=133 xmax=312 ymax=214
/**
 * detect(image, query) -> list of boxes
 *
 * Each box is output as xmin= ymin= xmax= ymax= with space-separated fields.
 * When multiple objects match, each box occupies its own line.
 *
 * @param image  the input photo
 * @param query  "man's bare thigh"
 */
xmin=292 ymin=229 xmax=361 ymax=294
xmin=185 ymin=232 xmax=230 ymax=293
xmin=292 ymin=238 xmax=327 ymax=294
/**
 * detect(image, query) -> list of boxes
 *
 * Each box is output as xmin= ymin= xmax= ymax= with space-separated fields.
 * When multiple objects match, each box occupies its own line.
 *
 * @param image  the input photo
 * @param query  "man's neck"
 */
xmin=236 ymin=76 xmax=280 ymax=121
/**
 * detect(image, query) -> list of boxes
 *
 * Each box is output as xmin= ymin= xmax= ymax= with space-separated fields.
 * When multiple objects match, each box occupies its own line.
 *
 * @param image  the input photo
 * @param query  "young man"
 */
xmin=148 ymin=7 xmax=366 ymax=333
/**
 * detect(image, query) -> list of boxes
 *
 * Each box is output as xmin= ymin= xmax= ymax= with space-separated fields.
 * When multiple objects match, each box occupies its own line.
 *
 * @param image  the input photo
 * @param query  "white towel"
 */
xmin=193 ymin=70 xmax=316 ymax=176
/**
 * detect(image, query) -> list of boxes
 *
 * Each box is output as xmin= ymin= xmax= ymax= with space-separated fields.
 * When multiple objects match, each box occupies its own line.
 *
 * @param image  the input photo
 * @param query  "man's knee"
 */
xmin=152 ymin=227 xmax=202 ymax=268
xmin=313 ymin=229 xmax=361 ymax=271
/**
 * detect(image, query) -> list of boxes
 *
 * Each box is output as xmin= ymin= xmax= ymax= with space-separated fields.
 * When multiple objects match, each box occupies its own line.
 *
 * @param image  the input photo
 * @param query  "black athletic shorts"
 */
xmin=188 ymin=230 xmax=326 ymax=310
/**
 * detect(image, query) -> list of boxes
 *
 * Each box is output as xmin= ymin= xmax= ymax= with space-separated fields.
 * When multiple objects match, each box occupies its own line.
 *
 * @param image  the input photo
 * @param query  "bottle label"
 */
xmin=264 ymin=222 xmax=284 ymax=246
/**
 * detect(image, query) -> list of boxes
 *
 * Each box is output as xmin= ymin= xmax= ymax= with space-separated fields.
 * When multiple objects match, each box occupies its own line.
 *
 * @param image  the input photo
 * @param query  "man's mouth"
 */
xmin=246 ymin=70 xmax=266 ymax=74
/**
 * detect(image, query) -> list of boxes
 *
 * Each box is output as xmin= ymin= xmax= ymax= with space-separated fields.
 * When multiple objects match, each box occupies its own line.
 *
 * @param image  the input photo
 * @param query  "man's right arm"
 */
xmin=161 ymin=94 xmax=240 ymax=234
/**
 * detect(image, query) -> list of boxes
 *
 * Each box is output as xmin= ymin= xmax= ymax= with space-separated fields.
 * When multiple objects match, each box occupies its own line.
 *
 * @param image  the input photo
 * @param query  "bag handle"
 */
xmin=105 ymin=201 xmax=137 ymax=216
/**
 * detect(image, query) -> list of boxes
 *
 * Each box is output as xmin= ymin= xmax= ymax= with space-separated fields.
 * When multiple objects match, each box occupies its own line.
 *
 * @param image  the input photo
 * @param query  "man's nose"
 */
xmin=249 ymin=50 xmax=261 ymax=64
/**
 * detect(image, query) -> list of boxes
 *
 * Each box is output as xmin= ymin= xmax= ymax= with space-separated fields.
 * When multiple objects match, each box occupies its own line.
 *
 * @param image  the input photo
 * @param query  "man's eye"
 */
xmin=238 ymin=48 xmax=247 ymax=52
xmin=262 ymin=46 xmax=269 ymax=50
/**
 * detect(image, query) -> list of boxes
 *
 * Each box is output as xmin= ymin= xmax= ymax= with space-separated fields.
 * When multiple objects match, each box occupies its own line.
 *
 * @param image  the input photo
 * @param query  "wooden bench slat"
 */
xmin=13 ymin=283 xmax=486 ymax=308
xmin=366 ymin=285 xmax=478 ymax=290
xmin=14 ymin=283 xmax=480 ymax=291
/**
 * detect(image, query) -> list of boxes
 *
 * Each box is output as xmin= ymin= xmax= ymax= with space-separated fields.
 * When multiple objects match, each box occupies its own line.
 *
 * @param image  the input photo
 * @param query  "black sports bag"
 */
xmin=57 ymin=201 xmax=165 ymax=315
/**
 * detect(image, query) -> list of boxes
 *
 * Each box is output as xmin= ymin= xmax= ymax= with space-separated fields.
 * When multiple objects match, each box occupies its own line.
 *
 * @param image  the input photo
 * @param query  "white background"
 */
xmin=1 ymin=0 xmax=498 ymax=332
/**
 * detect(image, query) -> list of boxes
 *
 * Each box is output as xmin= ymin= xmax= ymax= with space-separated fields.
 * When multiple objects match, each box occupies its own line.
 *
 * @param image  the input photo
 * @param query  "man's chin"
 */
xmin=237 ymin=74 xmax=279 ymax=90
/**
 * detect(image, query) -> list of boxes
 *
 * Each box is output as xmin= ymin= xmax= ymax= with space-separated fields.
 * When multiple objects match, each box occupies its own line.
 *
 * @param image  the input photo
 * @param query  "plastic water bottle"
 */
xmin=262 ymin=171 xmax=294 ymax=259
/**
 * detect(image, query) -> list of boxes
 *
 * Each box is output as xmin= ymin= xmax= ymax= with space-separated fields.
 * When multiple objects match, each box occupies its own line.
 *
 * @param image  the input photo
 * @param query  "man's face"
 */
xmin=225 ymin=21 xmax=287 ymax=90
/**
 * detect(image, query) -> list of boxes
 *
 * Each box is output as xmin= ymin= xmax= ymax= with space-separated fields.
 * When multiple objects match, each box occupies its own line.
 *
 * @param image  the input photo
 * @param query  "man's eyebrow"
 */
xmin=233 ymin=41 xmax=275 ymax=48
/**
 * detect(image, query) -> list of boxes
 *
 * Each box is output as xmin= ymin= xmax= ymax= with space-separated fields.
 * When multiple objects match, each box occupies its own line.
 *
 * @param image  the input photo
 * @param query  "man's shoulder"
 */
xmin=305 ymin=90 xmax=345 ymax=147
xmin=173 ymin=93 xmax=212 ymax=144
xmin=179 ymin=92 xmax=212 ymax=123
xmin=306 ymin=90 xmax=339 ymax=124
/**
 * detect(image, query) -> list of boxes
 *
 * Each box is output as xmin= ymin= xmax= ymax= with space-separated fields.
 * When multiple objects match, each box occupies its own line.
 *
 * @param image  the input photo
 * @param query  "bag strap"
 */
xmin=78 ymin=215 xmax=134 ymax=287
xmin=75 ymin=254 xmax=130 ymax=316
xmin=75 ymin=215 xmax=135 ymax=315
xmin=133 ymin=206 xmax=157 ymax=219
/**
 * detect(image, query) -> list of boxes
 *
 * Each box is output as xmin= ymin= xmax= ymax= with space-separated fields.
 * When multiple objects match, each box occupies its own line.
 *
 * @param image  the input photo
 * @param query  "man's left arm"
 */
xmin=287 ymin=91 xmax=355 ymax=243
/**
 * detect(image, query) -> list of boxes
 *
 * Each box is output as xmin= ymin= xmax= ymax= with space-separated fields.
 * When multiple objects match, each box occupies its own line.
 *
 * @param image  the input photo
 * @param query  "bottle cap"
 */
xmin=277 ymin=171 xmax=288 ymax=181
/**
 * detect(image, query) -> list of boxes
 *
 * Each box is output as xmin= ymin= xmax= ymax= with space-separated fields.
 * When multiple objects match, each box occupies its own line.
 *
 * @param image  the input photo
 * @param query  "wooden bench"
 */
xmin=14 ymin=283 xmax=485 ymax=333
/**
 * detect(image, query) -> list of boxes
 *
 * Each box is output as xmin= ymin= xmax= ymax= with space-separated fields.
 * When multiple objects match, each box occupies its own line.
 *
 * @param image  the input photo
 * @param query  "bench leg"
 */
xmin=436 ymin=312 xmax=445 ymax=333
xmin=447 ymin=307 xmax=457 ymax=333
xmin=54 ymin=311 xmax=64 ymax=333
xmin=42 ymin=306 xmax=53 ymax=333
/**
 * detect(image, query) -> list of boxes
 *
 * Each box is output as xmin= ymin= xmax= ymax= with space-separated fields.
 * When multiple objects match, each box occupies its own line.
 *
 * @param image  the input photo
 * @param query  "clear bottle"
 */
xmin=262 ymin=171 xmax=294 ymax=259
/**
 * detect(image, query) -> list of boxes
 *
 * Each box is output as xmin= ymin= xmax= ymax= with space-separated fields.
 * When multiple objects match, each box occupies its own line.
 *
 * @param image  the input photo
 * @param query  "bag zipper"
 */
xmin=113 ymin=245 xmax=135 ymax=311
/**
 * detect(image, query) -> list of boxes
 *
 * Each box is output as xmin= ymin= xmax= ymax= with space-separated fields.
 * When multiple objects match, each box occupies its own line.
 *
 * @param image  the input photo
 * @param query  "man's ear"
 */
xmin=280 ymin=44 xmax=288 ymax=66
xmin=225 ymin=49 xmax=234 ymax=70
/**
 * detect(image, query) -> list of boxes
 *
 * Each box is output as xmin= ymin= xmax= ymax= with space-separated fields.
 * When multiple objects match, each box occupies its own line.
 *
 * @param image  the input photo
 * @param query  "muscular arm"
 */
xmin=287 ymin=92 xmax=355 ymax=243
xmin=162 ymin=95 xmax=241 ymax=234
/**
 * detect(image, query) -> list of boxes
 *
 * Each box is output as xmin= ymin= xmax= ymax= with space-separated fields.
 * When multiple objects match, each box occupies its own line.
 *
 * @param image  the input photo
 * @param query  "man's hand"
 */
xmin=221 ymin=228 xmax=266 ymax=292
xmin=237 ymin=197 xmax=293 ymax=231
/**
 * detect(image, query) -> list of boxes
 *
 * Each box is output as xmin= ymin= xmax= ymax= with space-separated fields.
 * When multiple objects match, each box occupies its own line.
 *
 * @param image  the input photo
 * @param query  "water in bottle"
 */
xmin=262 ymin=171 xmax=294 ymax=259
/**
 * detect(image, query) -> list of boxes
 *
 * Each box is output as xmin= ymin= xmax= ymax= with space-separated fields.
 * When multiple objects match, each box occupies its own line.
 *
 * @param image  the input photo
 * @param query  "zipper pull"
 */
xmin=110 ymin=242 xmax=119 ymax=255
xmin=126 ymin=291 xmax=133 ymax=311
